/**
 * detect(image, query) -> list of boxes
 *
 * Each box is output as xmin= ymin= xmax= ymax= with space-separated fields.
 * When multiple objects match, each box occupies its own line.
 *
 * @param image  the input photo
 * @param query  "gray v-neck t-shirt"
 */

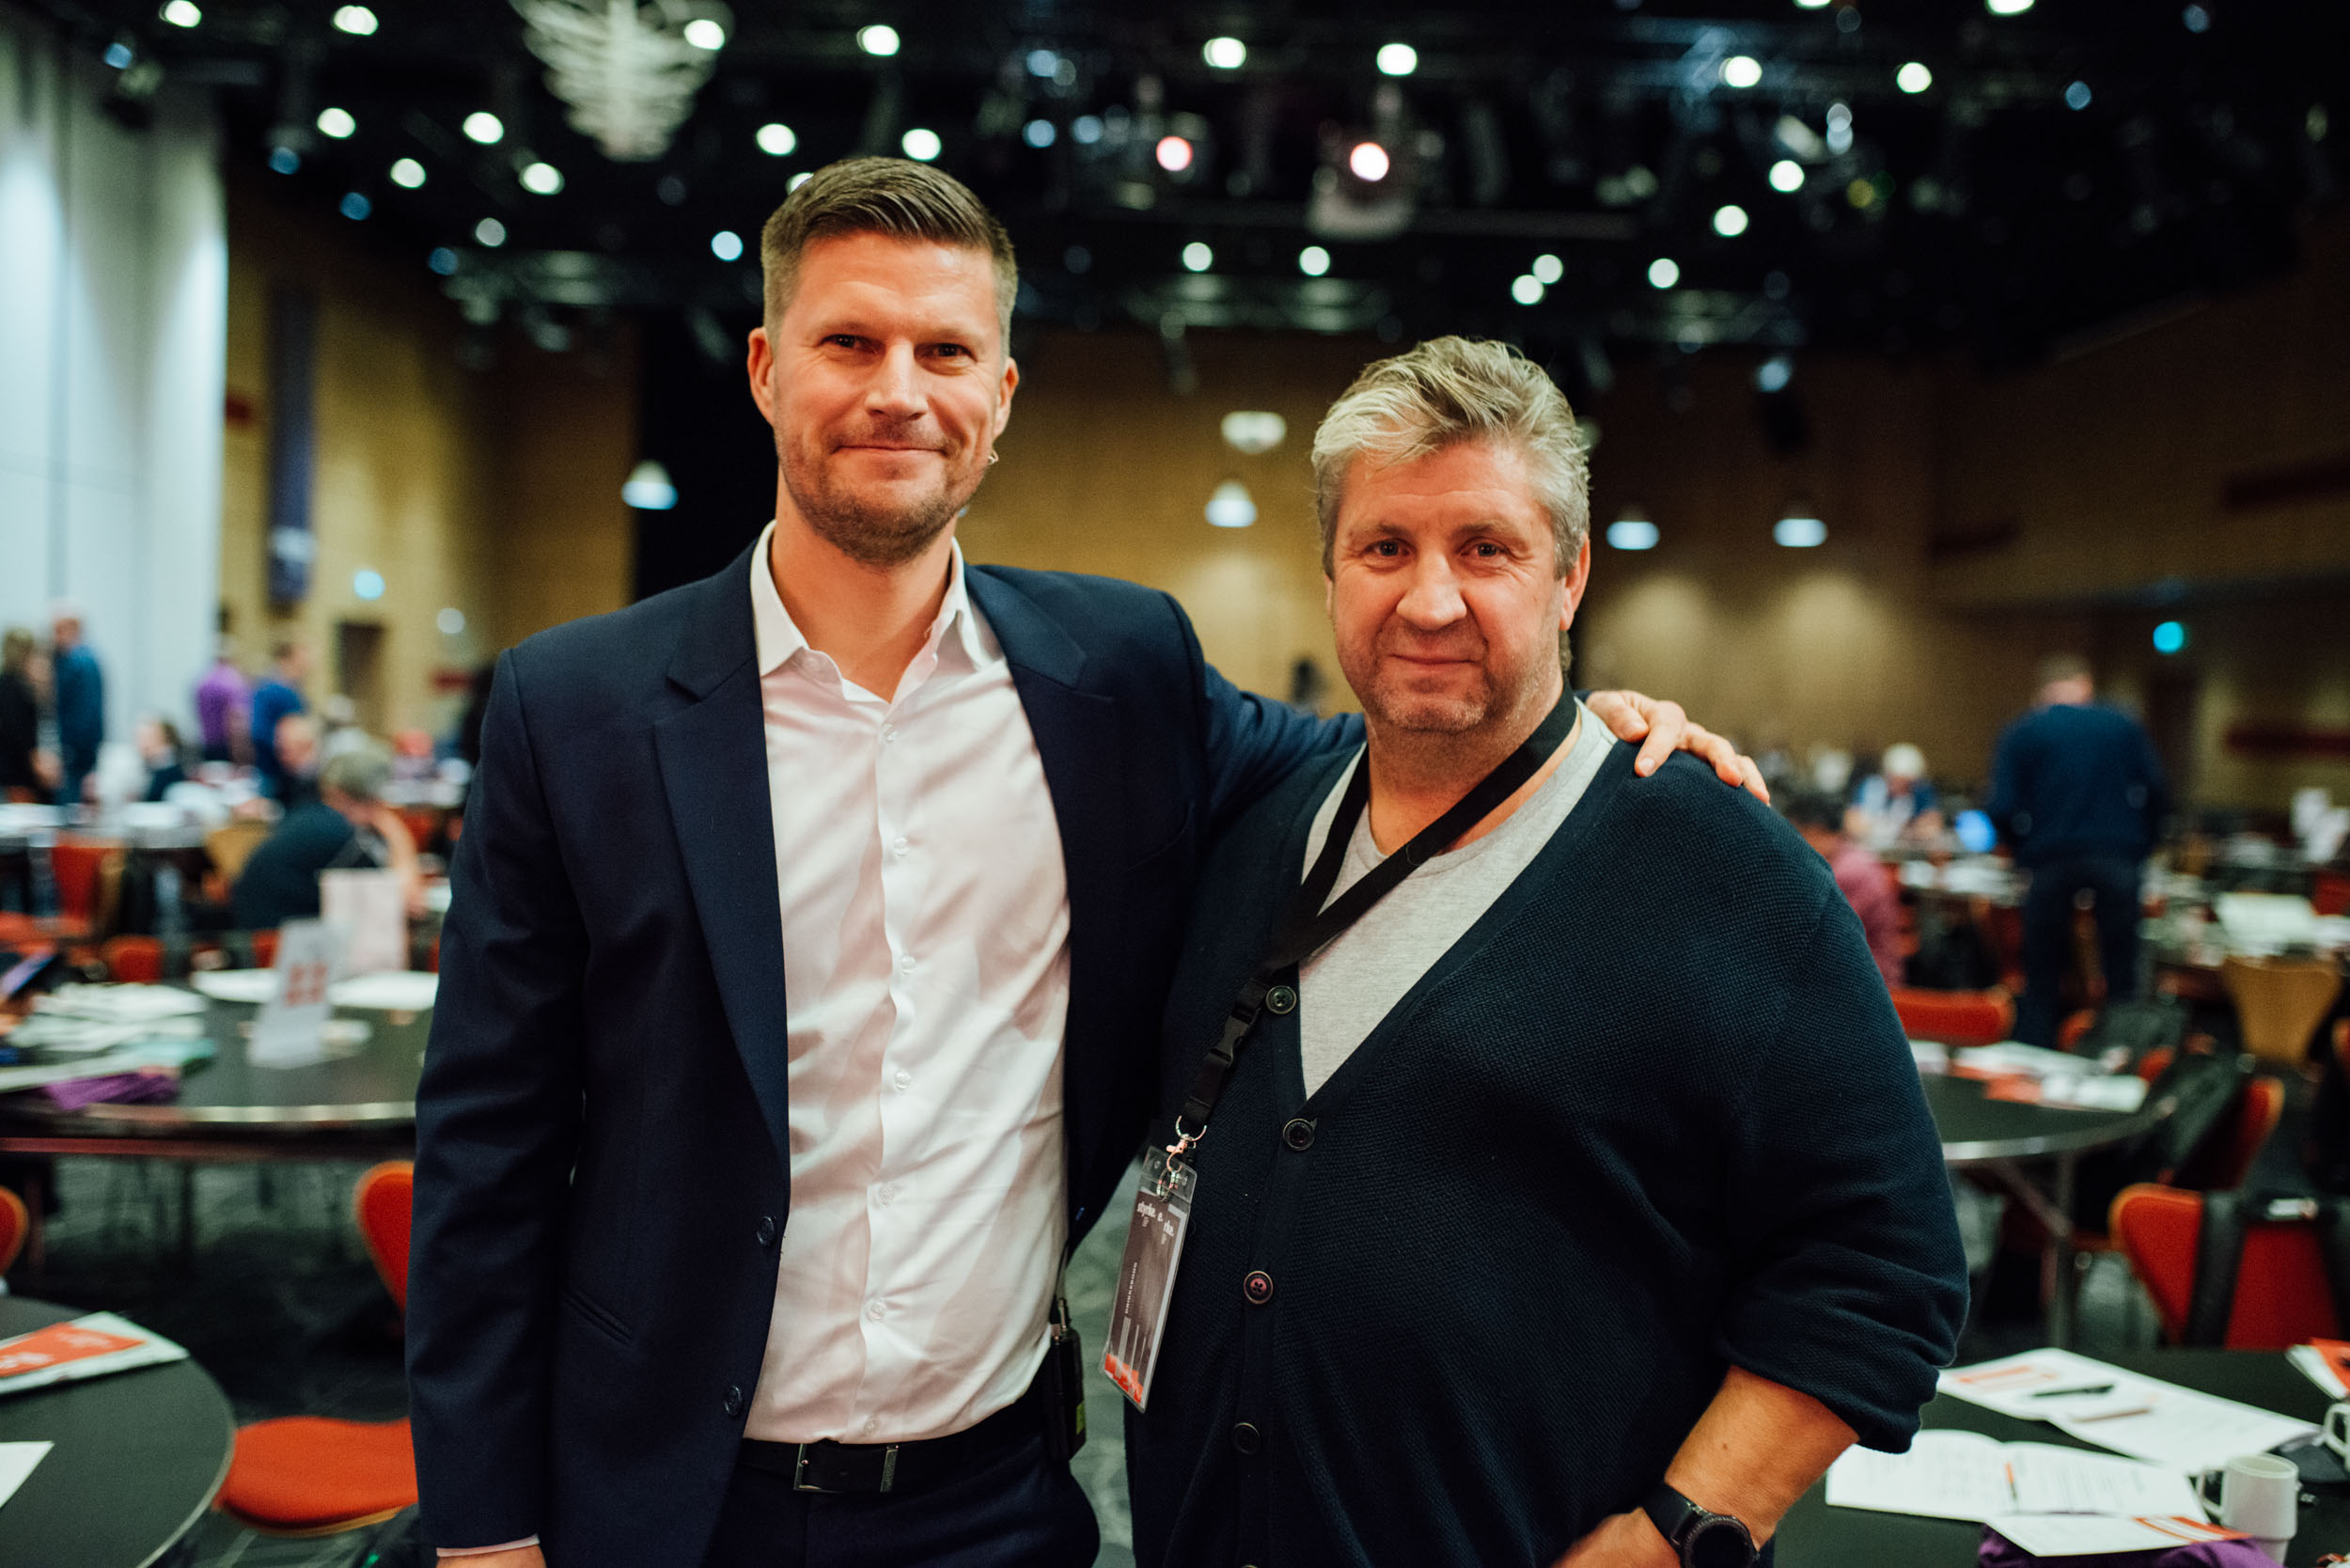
xmin=1296 ymin=706 xmax=1617 ymax=1097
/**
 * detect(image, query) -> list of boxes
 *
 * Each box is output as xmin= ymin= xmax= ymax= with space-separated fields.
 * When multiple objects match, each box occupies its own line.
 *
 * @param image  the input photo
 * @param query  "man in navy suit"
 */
xmin=407 ymin=158 xmax=1753 ymax=1568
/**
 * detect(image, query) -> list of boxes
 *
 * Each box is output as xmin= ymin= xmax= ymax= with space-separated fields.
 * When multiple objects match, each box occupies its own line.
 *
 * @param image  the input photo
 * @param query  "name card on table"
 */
xmin=251 ymin=917 xmax=343 ymax=1068
xmin=321 ymin=867 xmax=407 ymax=977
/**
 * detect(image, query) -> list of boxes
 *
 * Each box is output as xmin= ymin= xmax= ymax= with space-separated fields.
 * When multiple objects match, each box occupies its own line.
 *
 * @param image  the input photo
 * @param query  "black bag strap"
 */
xmin=2186 ymin=1189 xmax=2249 ymax=1347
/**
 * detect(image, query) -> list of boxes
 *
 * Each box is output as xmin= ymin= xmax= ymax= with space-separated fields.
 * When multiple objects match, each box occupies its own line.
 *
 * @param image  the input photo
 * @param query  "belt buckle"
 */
xmin=791 ymin=1441 xmax=899 ymax=1495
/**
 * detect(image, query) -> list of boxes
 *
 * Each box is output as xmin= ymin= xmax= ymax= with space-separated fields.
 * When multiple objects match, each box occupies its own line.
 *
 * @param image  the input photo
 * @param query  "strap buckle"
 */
xmin=791 ymin=1441 xmax=899 ymax=1494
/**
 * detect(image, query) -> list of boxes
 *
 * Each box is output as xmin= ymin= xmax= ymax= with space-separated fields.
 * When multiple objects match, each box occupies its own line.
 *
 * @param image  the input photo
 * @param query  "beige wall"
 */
xmin=220 ymin=172 xmax=634 ymax=736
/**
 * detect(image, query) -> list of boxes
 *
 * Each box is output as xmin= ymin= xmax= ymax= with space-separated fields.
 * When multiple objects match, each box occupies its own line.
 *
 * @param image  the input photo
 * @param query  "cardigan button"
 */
xmin=1281 ymin=1118 xmax=1316 ymax=1152
xmin=1264 ymin=984 xmax=1297 ymax=1014
xmin=1231 ymin=1420 xmax=1262 ymax=1455
xmin=723 ymin=1384 xmax=745 ymax=1418
xmin=1242 ymin=1270 xmax=1274 ymax=1306
xmin=756 ymin=1215 xmax=778 ymax=1247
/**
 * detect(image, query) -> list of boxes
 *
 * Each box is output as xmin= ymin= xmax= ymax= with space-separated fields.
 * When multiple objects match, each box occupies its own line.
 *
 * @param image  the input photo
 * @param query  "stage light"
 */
xmin=1755 ymin=355 xmax=1794 ymax=393
xmin=1205 ymin=479 xmax=1257 ymax=528
xmin=1202 ymin=37 xmax=1246 ymax=70
xmin=2065 ymin=81 xmax=2092 ymax=110
xmin=103 ymin=40 xmax=134 ymax=69
xmin=317 ymin=106 xmax=356 ymax=138
xmin=1348 ymin=141 xmax=1390 ymax=181
xmin=789 ymin=171 xmax=812 ymax=191
xmin=2154 ymin=620 xmax=2187 ymax=654
xmin=1072 ymin=115 xmax=1104 ymax=145
xmin=623 ymin=461 xmax=678 ymax=510
xmin=353 ymin=569 xmax=385 ymax=600
xmin=391 ymin=159 xmax=425 ymax=188
xmin=268 ymin=148 xmax=300 ymax=174
xmin=521 ymin=162 xmax=563 ymax=195
xmin=1774 ymin=514 xmax=1826 ymax=547
xmin=437 ymin=607 xmax=467 ymax=635
xmin=1897 ymin=62 xmax=1933 ymax=94
xmin=1377 ymin=42 xmax=1418 ymax=77
xmin=682 ymin=18 xmax=724 ymax=50
xmin=901 ymin=127 xmax=941 ymax=161
xmin=1024 ymin=119 xmax=1056 ymax=149
xmin=1511 ymin=274 xmax=1544 ymax=306
xmin=1607 ymin=519 xmax=1659 ymax=551
xmin=1182 ymin=242 xmax=1214 ymax=273
xmin=1721 ymin=55 xmax=1762 ymax=89
xmin=428 ymin=247 xmax=458 ymax=274
xmin=1298 ymin=245 xmax=1330 ymax=276
xmin=1648 ymin=257 xmax=1680 ymax=289
xmin=858 ymin=24 xmax=900 ymax=56
xmin=475 ymin=217 xmax=507 ymax=246
xmin=160 ymin=2 xmax=202 ymax=27
xmin=339 ymin=192 xmax=371 ymax=220
xmin=1531 ymin=253 xmax=1564 ymax=284
xmin=2182 ymin=5 xmax=2210 ymax=31
xmin=1769 ymin=160 xmax=1804 ymax=193
xmin=712 ymin=229 xmax=744 ymax=260
xmin=1221 ymin=412 xmax=1286 ymax=453
xmin=1156 ymin=135 xmax=1193 ymax=172
xmin=463 ymin=112 xmax=504 ymax=145
xmin=1825 ymin=102 xmax=1853 ymax=155
xmin=1026 ymin=49 xmax=1058 ymax=78
xmin=1987 ymin=0 xmax=2033 ymax=11
xmin=332 ymin=5 xmax=378 ymax=35
xmin=757 ymin=122 xmax=795 ymax=155
xmin=1714 ymin=203 xmax=1748 ymax=236
xmin=1794 ymin=0 xmax=1830 ymax=8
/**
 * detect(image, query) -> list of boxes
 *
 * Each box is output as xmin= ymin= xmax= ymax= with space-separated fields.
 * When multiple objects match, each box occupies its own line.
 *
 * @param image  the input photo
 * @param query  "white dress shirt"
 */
xmin=744 ymin=523 xmax=1072 ymax=1445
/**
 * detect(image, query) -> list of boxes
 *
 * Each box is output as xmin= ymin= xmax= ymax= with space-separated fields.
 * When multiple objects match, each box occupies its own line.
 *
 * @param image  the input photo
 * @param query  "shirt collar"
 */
xmin=748 ymin=520 xmax=986 ymax=681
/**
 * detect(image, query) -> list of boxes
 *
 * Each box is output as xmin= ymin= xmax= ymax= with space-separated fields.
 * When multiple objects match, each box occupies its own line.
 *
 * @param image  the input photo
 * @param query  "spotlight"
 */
xmin=1532 ymin=253 xmax=1563 ymax=284
xmin=103 ymin=40 xmax=134 ymax=69
xmin=756 ymin=123 xmax=795 ymax=155
xmin=475 ymin=217 xmax=507 ymax=246
xmin=160 ymin=2 xmax=201 ymax=27
xmin=1205 ymin=479 xmax=1257 ymax=528
xmin=1713 ymin=204 xmax=1748 ymax=237
xmin=1026 ymin=49 xmax=1058 ymax=78
xmin=2182 ymin=4 xmax=2210 ymax=30
xmin=1377 ymin=42 xmax=1418 ymax=77
xmin=2153 ymin=620 xmax=2187 ymax=653
xmin=1072 ymin=116 xmax=1104 ymax=145
xmin=1774 ymin=514 xmax=1826 ymax=547
xmin=317 ymin=107 xmax=356 ymax=138
xmin=332 ymin=5 xmax=378 ymax=35
xmin=391 ymin=158 xmax=425 ymax=188
xmin=1182 ymin=242 xmax=1214 ymax=272
xmin=437 ymin=607 xmax=467 ymax=635
xmin=1156 ymin=135 xmax=1193 ymax=172
xmin=623 ymin=460 xmax=679 ymax=510
xmin=1896 ymin=62 xmax=1933 ymax=94
xmin=268 ymin=148 xmax=300 ymax=175
xmin=339 ymin=192 xmax=371 ymax=220
xmin=1297 ymin=244 xmax=1330 ymax=276
xmin=2064 ymin=80 xmax=2092 ymax=110
xmin=789 ymin=171 xmax=812 ymax=191
xmin=1755 ymin=355 xmax=1794 ymax=393
xmin=1721 ymin=55 xmax=1762 ymax=89
xmin=1511 ymin=274 xmax=1544 ymax=306
xmin=1647 ymin=257 xmax=1680 ymax=289
xmin=353 ymin=569 xmax=385 ymax=600
xmin=1769 ymin=160 xmax=1805 ymax=193
xmin=1607 ymin=519 xmax=1659 ymax=551
xmin=1348 ymin=141 xmax=1390 ymax=181
xmin=712 ymin=229 xmax=744 ymax=260
xmin=428 ymin=247 xmax=458 ymax=275
xmin=1794 ymin=0 xmax=1830 ymax=8
xmin=1987 ymin=0 xmax=2033 ymax=11
xmin=901 ymin=128 xmax=942 ymax=161
xmin=521 ymin=162 xmax=563 ymax=195
xmin=1024 ymin=119 xmax=1057 ymax=149
xmin=463 ymin=112 xmax=504 ymax=145
xmin=682 ymin=18 xmax=725 ymax=50
xmin=858 ymin=24 xmax=900 ymax=56
xmin=1202 ymin=37 xmax=1246 ymax=70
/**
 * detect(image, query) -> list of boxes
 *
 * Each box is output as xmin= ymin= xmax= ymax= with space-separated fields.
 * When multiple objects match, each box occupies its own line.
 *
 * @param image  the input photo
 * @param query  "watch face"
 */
xmin=1685 ymin=1515 xmax=1756 ymax=1568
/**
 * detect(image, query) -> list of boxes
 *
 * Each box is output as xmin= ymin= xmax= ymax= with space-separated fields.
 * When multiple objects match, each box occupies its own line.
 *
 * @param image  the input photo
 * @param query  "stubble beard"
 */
xmin=780 ymin=435 xmax=979 ymax=570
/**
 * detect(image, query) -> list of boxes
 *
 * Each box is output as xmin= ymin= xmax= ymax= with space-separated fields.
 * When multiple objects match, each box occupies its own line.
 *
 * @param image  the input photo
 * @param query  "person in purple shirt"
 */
xmin=1790 ymin=790 xmax=1905 ymax=989
xmin=194 ymin=641 xmax=250 ymax=764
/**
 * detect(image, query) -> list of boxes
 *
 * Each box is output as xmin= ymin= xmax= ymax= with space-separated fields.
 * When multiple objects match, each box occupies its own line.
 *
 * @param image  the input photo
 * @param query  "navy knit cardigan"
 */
xmin=1126 ymin=745 xmax=1969 ymax=1568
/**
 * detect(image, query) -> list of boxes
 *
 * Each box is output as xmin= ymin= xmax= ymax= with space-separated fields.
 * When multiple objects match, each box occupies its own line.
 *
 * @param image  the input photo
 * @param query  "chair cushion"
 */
xmin=220 ymin=1417 xmax=416 ymax=1530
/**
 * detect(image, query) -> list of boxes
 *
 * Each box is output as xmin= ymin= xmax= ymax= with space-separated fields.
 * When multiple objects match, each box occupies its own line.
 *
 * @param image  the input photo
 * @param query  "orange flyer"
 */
xmin=0 ymin=1321 xmax=146 ymax=1379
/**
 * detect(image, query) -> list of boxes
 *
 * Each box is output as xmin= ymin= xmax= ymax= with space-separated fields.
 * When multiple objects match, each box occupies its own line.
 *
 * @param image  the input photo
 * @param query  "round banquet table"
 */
xmin=0 ymin=1295 xmax=234 ymax=1567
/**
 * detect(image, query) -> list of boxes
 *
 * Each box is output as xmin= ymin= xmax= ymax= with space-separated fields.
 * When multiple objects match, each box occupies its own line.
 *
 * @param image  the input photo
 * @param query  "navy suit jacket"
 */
xmin=407 ymin=544 xmax=1349 ymax=1562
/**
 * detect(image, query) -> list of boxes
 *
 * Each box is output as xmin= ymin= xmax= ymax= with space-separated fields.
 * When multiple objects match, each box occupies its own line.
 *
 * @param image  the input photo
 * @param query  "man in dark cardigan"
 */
xmin=1127 ymin=338 xmax=1968 ymax=1568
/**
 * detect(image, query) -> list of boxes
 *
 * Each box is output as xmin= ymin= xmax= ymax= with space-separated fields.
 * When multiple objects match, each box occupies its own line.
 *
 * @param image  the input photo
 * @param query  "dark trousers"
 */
xmin=699 ymin=1430 xmax=1098 ymax=1568
xmin=2017 ymin=856 xmax=2142 ymax=1046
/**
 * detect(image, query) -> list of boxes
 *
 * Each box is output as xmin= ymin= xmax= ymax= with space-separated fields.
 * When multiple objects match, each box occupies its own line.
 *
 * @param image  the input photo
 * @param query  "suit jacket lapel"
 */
xmin=654 ymin=546 xmax=794 ymax=1164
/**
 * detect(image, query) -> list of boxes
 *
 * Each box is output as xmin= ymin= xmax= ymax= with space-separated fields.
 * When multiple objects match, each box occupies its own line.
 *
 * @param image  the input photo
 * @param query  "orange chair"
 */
xmin=99 ymin=935 xmax=164 ymax=983
xmin=2177 ymin=1076 xmax=2286 ymax=1193
xmin=50 ymin=837 xmax=123 ymax=933
xmin=1891 ymin=987 xmax=2015 ymax=1047
xmin=2110 ymin=1184 xmax=2342 ymax=1348
xmin=0 ymin=1186 xmax=27 ymax=1277
xmin=2314 ymin=870 xmax=2350 ymax=918
xmin=249 ymin=928 xmax=280 ymax=968
xmin=216 ymin=1160 xmax=418 ymax=1539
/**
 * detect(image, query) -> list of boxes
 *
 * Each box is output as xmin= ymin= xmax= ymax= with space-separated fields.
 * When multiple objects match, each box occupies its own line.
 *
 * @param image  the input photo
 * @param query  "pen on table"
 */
xmin=2030 ymin=1384 xmax=2117 ymax=1399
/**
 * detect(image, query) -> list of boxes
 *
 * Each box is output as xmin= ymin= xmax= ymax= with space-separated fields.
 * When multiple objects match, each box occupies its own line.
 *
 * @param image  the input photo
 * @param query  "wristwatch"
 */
xmin=1640 ymin=1482 xmax=1759 ymax=1568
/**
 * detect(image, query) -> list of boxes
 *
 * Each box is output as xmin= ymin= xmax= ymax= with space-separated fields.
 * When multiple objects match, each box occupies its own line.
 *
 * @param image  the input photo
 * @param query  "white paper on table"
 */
xmin=1940 ymin=1349 xmax=2140 ymax=1418
xmin=189 ymin=968 xmax=278 ymax=1005
xmin=249 ymin=918 xmax=343 ymax=1069
xmin=2037 ymin=1074 xmax=2150 ymax=1112
xmin=1825 ymin=1430 xmax=2205 ymax=1523
xmin=326 ymin=970 xmax=438 ymax=1011
xmin=321 ymin=867 xmax=407 ymax=978
xmin=0 ymin=1441 xmax=49 ymax=1510
xmin=1941 ymin=1349 xmax=2318 ymax=1471
xmin=1987 ymin=1513 xmax=2245 ymax=1557
xmin=32 ymin=984 xmax=207 ymax=1023
xmin=1953 ymin=1043 xmax=2097 ymax=1080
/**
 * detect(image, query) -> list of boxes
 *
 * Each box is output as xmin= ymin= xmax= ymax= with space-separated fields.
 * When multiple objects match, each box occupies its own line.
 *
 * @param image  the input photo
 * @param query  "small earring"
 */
xmin=987 ymin=450 xmax=1000 ymax=465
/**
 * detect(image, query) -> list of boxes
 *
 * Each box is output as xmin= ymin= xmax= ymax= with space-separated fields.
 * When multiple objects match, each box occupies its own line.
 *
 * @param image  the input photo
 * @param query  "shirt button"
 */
xmin=756 ymin=1215 xmax=778 ymax=1247
xmin=723 ymin=1385 xmax=744 ymax=1418
xmin=899 ymin=954 xmax=916 ymax=974
xmin=877 ymin=1184 xmax=897 ymax=1206
xmin=1231 ymin=1420 xmax=1262 ymax=1455
xmin=1242 ymin=1270 xmax=1274 ymax=1307
xmin=1281 ymin=1118 xmax=1316 ymax=1152
xmin=881 ymin=726 xmax=898 ymax=745
xmin=866 ymin=1300 xmax=886 ymax=1322
xmin=893 ymin=1069 xmax=912 ymax=1091
xmin=862 ymin=1416 xmax=881 ymax=1435
xmin=892 ymin=836 xmax=909 ymax=855
xmin=1264 ymin=984 xmax=1297 ymax=1015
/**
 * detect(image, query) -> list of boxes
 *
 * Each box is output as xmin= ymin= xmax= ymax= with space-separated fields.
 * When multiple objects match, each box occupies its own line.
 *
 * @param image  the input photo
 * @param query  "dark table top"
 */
xmin=0 ymin=1296 xmax=234 ymax=1568
xmin=1922 ymin=1070 xmax=2167 ymax=1166
xmin=0 ymin=993 xmax=428 ymax=1140
xmin=1780 ymin=1350 xmax=2349 ymax=1567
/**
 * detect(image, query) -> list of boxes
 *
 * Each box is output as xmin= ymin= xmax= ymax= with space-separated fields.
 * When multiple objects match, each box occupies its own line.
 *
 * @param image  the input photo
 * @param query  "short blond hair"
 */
xmin=1310 ymin=337 xmax=1590 ymax=575
xmin=759 ymin=157 xmax=1018 ymax=347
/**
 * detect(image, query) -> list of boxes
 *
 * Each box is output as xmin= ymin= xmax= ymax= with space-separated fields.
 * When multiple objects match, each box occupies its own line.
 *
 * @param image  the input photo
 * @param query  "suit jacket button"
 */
xmin=756 ymin=1215 xmax=778 ymax=1247
xmin=1242 ymin=1270 xmax=1273 ymax=1306
xmin=724 ymin=1385 xmax=745 ymax=1418
xmin=1281 ymin=1118 xmax=1315 ymax=1152
xmin=1264 ymin=984 xmax=1297 ymax=1014
xmin=1231 ymin=1420 xmax=1262 ymax=1455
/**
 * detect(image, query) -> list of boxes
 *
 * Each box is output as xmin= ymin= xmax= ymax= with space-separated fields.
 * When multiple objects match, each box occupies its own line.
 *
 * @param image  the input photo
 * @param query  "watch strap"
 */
xmin=1639 ymin=1482 xmax=1758 ymax=1568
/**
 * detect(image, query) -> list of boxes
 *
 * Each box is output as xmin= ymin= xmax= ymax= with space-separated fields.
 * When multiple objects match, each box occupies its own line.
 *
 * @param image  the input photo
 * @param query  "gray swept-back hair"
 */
xmin=1309 ymin=337 xmax=1590 ymax=576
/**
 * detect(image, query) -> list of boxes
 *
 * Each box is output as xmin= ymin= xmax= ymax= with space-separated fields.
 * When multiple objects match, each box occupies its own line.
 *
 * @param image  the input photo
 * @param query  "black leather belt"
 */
xmin=737 ymin=1376 xmax=1047 ymax=1496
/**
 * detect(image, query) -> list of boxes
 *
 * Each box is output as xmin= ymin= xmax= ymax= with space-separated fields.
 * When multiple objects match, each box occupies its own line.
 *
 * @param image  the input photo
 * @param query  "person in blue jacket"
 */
xmin=48 ymin=605 xmax=102 ymax=810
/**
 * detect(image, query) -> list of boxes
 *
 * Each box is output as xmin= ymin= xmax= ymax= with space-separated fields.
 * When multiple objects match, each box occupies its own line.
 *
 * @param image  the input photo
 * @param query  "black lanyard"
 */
xmin=1167 ymin=688 xmax=1579 ymax=1156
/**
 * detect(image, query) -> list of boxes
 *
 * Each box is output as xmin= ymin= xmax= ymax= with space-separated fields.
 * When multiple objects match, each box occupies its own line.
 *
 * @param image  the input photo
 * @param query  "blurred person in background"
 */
xmin=1788 ymin=790 xmax=1905 ymax=988
xmin=1990 ymin=654 xmax=2170 ymax=1046
xmin=194 ymin=637 xmax=250 ymax=764
xmin=251 ymin=640 xmax=312 ymax=799
xmin=48 ymin=604 xmax=103 ymax=809
xmin=0 ymin=628 xmax=55 ymax=804
xmin=1847 ymin=742 xmax=1942 ymax=849
xmin=231 ymin=741 xmax=420 ymax=930
xmin=137 ymin=716 xmax=191 ymax=801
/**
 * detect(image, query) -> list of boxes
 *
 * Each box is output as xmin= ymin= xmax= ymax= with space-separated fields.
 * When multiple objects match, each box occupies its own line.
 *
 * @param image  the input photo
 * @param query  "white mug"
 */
xmin=2324 ymin=1400 xmax=2350 ymax=1466
xmin=2199 ymin=1451 xmax=2298 ymax=1563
